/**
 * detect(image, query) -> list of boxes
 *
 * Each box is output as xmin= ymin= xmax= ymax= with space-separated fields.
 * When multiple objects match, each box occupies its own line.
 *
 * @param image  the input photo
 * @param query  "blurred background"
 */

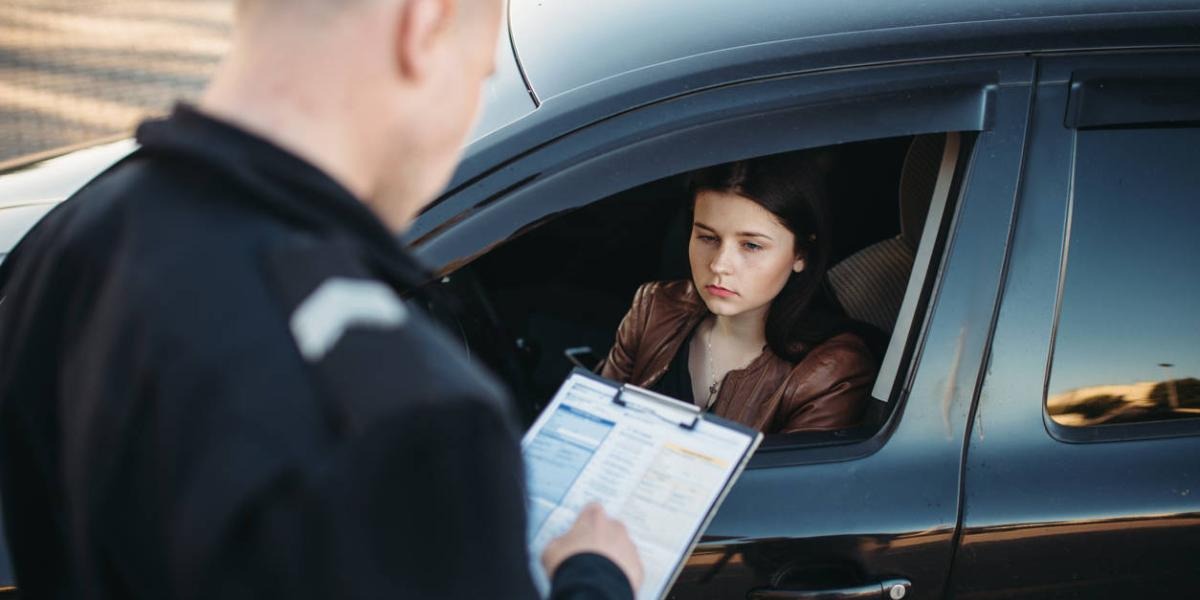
xmin=0 ymin=0 xmax=233 ymax=164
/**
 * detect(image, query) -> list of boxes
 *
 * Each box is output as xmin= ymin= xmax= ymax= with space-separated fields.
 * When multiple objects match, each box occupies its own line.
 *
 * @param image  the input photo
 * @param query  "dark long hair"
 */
xmin=688 ymin=151 xmax=846 ymax=362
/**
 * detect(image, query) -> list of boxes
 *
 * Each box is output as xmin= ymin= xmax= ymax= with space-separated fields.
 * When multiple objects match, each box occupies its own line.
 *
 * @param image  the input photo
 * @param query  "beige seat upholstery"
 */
xmin=827 ymin=133 xmax=949 ymax=333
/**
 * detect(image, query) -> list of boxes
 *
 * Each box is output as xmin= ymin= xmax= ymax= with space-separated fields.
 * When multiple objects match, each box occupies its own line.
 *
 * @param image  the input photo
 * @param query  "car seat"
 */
xmin=826 ymin=133 xmax=956 ymax=335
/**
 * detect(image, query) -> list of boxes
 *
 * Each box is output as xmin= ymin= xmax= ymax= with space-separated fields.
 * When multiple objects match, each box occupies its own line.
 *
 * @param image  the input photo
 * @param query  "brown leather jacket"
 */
xmin=598 ymin=280 xmax=876 ymax=434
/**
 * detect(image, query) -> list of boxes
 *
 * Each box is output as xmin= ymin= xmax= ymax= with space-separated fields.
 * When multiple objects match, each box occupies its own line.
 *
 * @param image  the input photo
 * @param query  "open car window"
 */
xmin=411 ymin=57 xmax=1027 ymax=458
xmin=420 ymin=132 xmax=975 ymax=451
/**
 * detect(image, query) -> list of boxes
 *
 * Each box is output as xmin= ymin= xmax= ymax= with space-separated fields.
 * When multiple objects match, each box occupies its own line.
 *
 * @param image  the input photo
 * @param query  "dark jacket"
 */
xmin=0 ymin=106 xmax=629 ymax=600
xmin=599 ymin=281 xmax=875 ymax=433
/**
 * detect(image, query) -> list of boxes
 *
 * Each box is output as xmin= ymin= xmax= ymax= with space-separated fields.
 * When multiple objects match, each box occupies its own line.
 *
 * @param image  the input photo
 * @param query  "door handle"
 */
xmin=748 ymin=578 xmax=911 ymax=600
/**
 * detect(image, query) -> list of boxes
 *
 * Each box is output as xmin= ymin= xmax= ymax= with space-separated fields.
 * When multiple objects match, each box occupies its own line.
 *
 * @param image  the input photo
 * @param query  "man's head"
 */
xmin=205 ymin=0 xmax=504 ymax=231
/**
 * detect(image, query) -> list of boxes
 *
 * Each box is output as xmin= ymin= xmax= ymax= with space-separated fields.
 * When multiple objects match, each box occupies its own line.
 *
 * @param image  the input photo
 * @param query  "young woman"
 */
xmin=597 ymin=152 xmax=876 ymax=434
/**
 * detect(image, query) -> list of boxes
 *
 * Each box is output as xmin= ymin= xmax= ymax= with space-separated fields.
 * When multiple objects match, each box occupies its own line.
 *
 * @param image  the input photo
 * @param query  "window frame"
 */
xmin=410 ymin=57 xmax=1029 ymax=465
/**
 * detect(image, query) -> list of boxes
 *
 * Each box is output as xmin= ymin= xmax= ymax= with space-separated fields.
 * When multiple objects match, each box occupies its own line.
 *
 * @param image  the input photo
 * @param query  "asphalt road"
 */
xmin=0 ymin=0 xmax=232 ymax=164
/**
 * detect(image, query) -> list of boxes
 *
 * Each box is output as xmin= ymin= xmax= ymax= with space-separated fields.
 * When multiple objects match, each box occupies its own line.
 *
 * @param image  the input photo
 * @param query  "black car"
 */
xmin=2 ymin=0 xmax=1199 ymax=598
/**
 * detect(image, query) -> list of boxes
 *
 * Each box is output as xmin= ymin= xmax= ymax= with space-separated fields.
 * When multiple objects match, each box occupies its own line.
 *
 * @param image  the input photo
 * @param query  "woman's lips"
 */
xmin=705 ymin=285 xmax=737 ymax=299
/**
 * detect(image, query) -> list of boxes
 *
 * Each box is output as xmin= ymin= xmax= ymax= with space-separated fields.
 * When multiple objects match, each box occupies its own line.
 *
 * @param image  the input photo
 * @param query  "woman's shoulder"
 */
xmin=770 ymin=331 xmax=877 ymax=432
xmin=787 ymin=332 xmax=877 ymax=379
xmin=601 ymin=280 xmax=706 ymax=382
xmin=619 ymin=280 xmax=707 ymax=346
xmin=631 ymin=279 xmax=704 ymax=310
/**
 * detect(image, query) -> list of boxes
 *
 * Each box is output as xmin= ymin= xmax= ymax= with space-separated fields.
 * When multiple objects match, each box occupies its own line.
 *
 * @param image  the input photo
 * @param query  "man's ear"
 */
xmin=395 ymin=0 xmax=457 ymax=83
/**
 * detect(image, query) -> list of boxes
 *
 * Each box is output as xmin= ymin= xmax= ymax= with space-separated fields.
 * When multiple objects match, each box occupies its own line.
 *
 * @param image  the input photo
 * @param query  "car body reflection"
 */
xmin=1048 ymin=378 xmax=1200 ymax=427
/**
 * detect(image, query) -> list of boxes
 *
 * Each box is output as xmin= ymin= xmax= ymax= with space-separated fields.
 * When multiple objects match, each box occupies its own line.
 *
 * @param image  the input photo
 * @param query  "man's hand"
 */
xmin=541 ymin=503 xmax=644 ymax=593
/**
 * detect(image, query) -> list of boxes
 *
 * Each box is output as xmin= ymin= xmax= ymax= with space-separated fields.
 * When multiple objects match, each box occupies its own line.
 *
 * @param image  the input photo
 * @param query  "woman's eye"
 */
xmin=742 ymin=242 xmax=763 ymax=251
xmin=696 ymin=235 xmax=718 ymax=244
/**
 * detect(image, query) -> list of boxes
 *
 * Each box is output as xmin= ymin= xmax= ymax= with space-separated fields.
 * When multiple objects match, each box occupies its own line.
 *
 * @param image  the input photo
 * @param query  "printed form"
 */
xmin=523 ymin=372 xmax=760 ymax=600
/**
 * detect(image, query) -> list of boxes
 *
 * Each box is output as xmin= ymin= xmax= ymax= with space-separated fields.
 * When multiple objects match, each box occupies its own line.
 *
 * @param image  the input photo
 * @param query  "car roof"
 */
xmin=0 ymin=139 xmax=134 ymax=255
xmin=0 ymin=139 xmax=135 ymax=212
xmin=510 ymin=0 xmax=1200 ymax=103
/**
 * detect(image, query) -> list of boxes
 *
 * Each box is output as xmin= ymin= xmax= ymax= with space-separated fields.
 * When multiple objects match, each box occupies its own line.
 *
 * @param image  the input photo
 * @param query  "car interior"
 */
xmin=420 ymin=132 xmax=970 ymax=445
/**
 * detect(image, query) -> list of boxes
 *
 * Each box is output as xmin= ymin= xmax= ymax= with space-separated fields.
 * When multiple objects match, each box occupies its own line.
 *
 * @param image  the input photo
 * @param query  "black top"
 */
xmin=0 ymin=105 xmax=630 ymax=600
xmin=651 ymin=330 xmax=697 ymax=406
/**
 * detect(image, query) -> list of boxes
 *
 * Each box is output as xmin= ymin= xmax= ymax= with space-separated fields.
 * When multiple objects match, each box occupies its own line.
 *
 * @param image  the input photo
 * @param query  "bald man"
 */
xmin=0 ymin=0 xmax=641 ymax=598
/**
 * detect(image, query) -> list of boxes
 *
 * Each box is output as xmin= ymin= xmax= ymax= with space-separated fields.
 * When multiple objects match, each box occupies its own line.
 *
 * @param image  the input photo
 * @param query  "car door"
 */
xmin=948 ymin=51 xmax=1200 ymax=598
xmin=664 ymin=67 xmax=1033 ymax=600
xmin=412 ymin=57 xmax=1037 ymax=599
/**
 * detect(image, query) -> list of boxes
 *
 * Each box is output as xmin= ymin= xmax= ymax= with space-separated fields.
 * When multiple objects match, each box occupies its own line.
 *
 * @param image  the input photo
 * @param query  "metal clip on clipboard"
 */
xmin=613 ymin=384 xmax=700 ymax=430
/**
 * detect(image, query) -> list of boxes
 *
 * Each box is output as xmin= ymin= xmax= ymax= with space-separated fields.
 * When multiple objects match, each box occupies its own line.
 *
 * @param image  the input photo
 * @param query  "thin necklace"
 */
xmin=705 ymin=322 xmax=719 ymax=409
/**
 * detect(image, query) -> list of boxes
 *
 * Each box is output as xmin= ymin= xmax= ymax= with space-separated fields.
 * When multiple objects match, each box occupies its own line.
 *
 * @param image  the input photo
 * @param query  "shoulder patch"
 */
xmin=290 ymin=277 xmax=409 ymax=362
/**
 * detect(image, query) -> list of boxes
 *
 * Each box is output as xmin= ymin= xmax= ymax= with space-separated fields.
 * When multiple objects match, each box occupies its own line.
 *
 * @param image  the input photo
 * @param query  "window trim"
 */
xmin=410 ymin=59 xmax=1012 ymax=261
xmin=872 ymin=132 xmax=963 ymax=404
xmin=1065 ymin=71 xmax=1200 ymax=130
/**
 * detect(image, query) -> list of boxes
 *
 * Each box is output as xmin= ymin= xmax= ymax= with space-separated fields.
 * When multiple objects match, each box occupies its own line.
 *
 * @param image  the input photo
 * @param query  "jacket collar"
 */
xmin=134 ymin=104 xmax=431 ymax=289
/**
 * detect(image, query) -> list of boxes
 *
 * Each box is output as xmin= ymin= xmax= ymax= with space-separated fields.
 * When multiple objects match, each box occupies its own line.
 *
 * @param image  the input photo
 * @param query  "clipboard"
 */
xmin=522 ymin=369 xmax=763 ymax=600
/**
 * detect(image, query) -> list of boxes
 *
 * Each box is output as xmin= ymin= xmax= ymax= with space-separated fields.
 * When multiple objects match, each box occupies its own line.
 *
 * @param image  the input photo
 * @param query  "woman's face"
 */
xmin=689 ymin=190 xmax=805 ymax=319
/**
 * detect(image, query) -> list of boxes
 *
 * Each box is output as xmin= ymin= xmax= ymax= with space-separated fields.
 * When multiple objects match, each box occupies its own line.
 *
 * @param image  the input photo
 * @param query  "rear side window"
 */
xmin=1047 ymin=126 xmax=1200 ymax=428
